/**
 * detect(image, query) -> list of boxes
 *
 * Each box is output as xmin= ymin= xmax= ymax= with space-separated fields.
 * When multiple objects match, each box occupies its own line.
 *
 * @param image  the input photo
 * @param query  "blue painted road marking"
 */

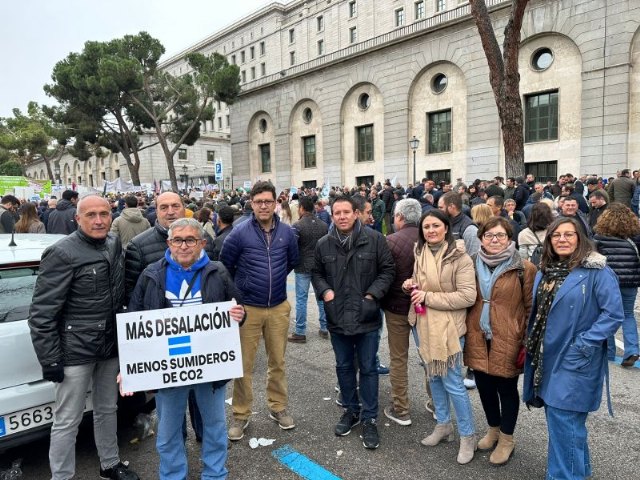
xmin=168 ymin=336 xmax=192 ymax=356
xmin=272 ymin=445 xmax=342 ymax=480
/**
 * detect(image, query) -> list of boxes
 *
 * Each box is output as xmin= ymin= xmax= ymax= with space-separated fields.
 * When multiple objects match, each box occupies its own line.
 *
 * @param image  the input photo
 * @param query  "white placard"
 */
xmin=116 ymin=301 xmax=243 ymax=392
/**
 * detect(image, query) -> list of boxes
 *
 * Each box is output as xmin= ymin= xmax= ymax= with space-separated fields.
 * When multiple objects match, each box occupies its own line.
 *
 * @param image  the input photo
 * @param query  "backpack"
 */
xmin=529 ymin=232 xmax=544 ymax=268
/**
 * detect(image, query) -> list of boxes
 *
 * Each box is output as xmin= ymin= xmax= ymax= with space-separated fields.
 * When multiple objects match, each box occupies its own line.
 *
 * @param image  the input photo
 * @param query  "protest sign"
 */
xmin=117 ymin=301 xmax=243 ymax=392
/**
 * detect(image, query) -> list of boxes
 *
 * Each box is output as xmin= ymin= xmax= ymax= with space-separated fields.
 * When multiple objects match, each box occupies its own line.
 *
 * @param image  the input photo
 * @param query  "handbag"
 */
xmin=515 ymin=344 xmax=526 ymax=369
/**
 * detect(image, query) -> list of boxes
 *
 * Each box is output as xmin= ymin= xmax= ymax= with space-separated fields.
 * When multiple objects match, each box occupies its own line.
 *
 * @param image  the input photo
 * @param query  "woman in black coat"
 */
xmin=593 ymin=202 xmax=640 ymax=367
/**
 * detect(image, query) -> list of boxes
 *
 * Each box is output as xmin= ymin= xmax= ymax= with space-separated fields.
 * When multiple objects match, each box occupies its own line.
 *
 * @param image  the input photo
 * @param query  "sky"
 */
xmin=0 ymin=0 xmax=281 ymax=118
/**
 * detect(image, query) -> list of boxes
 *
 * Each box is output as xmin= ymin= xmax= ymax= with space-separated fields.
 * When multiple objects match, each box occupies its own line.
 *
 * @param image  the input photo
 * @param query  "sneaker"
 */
xmin=621 ymin=354 xmax=639 ymax=367
xmin=288 ymin=333 xmax=307 ymax=343
xmin=361 ymin=419 xmax=380 ymax=449
xmin=100 ymin=461 xmax=139 ymax=480
xmin=228 ymin=418 xmax=249 ymax=441
xmin=318 ymin=329 xmax=329 ymax=339
xmin=383 ymin=405 xmax=412 ymax=426
xmin=464 ymin=369 xmax=476 ymax=390
xmin=269 ymin=409 xmax=295 ymax=430
xmin=335 ymin=411 xmax=360 ymax=436
xmin=377 ymin=364 xmax=390 ymax=375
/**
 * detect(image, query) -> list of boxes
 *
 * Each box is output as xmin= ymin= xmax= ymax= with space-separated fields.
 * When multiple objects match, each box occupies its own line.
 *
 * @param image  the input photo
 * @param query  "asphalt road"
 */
xmin=2 ymin=278 xmax=639 ymax=479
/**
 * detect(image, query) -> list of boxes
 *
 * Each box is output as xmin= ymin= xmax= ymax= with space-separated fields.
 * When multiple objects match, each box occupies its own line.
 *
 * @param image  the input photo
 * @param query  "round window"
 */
xmin=431 ymin=73 xmax=448 ymax=94
xmin=532 ymin=48 xmax=554 ymax=71
xmin=303 ymin=107 xmax=313 ymax=123
xmin=358 ymin=93 xmax=371 ymax=110
xmin=258 ymin=118 xmax=267 ymax=133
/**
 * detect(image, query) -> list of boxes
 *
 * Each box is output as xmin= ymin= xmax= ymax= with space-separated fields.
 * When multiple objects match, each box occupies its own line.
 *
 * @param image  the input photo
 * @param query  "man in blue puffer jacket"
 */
xmin=220 ymin=181 xmax=299 ymax=441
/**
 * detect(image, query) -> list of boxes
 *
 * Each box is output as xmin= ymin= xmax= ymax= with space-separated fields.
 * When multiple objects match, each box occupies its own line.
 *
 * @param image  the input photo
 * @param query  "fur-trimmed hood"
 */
xmin=582 ymin=251 xmax=607 ymax=269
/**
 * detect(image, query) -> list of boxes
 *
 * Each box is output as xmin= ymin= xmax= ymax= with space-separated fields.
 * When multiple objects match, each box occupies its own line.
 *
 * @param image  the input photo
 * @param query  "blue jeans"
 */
xmin=330 ymin=330 xmax=379 ymax=420
xmin=295 ymin=272 xmax=327 ymax=335
xmin=156 ymin=383 xmax=228 ymax=480
xmin=607 ymin=286 xmax=639 ymax=360
xmin=544 ymin=405 xmax=591 ymax=480
xmin=429 ymin=337 xmax=475 ymax=437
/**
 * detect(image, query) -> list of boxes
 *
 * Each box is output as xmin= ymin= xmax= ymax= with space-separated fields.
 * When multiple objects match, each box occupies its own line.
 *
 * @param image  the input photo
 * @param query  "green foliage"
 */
xmin=0 ymin=159 xmax=22 ymax=176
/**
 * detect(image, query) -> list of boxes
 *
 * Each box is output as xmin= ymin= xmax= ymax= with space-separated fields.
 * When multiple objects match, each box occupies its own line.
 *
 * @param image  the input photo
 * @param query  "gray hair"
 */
xmin=394 ymin=198 xmax=422 ymax=225
xmin=168 ymin=218 xmax=205 ymax=239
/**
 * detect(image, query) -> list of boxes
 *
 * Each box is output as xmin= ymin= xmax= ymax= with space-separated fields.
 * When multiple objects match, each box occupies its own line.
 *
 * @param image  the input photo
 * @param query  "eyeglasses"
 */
xmin=253 ymin=200 xmax=275 ymax=207
xmin=550 ymin=232 xmax=577 ymax=241
xmin=168 ymin=237 xmax=201 ymax=247
xmin=482 ymin=232 xmax=508 ymax=241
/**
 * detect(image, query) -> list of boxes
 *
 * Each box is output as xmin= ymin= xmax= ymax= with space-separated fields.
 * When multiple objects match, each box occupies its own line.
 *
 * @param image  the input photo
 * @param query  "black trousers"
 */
xmin=474 ymin=370 xmax=520 ymax=435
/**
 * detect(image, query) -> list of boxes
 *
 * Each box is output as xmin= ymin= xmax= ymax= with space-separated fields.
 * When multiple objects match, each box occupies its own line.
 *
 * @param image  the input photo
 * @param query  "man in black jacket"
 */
xmin=288 ymin=196 xmax=329 ymax=343
xmin=312 ymin=196 xmax=394 ymax=450
xmin=47 ymin=189 xmax=79 ymax=235
xmin=28 ymin=195 xmax=138 ymax=480
xmin=124 ymin=191 xmax=216 ymax=440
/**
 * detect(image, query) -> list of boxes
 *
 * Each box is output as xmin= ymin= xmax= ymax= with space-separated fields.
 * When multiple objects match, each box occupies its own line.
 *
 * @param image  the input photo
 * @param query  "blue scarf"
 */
xmin=475 ymin=242 xmax=516 ymax=339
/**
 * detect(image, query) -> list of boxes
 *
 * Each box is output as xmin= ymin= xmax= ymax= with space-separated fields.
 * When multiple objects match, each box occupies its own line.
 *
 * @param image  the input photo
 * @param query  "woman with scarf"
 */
xmin=465 ymin=217 xmax=536 ymax=465
xmin=523 ymin=217 xmax=623 ymax=479
xmin=402 ymin=209 xmax=477 ymax=464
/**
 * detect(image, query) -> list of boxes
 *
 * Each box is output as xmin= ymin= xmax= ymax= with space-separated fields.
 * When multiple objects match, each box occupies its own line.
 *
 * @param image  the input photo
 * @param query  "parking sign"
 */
xmin=215 ymin=163 xmax=223 ymax=181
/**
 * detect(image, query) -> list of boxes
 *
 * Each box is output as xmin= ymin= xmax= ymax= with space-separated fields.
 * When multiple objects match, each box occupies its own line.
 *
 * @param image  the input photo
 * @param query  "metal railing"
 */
xmin=240 ymin=0 xmax=509 ymax=93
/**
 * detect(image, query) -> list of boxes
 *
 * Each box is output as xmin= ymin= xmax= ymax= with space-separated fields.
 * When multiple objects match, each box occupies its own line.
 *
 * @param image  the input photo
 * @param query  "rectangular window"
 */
xmin=231 ymin=55 xmax=236 ymax=65
xmin=207 ymin=150 xmax=216 ymax=163
xmin=241 ymin=50 xmax=246 ymax=63
xmin=349 ymin=1 xmax=357 ymax=17
xmin=436 ymin=0 xmax=446 ymax=12
xmin=356 ymin=125 xmax=374 ymax=162
xmin=428 ymin=110 xmax=452 ymax=153
xmin=303 ymin=136 xmax=317 ymax=168
xmin=250 ymin=46 xmax=255 ymax=59
xmin=260 ymin=144 xmax=271 ymax=173
xmin=426 ymin=169 xmax=451 ymax=185
xmin=226 ymin=115 xmax=230 ymax=127
xmin=349 ymin=27 xmax=357 ymax=43
xmin=261 ymin=62 xmax=266 ymax=76
xmin=525 ymin=90 xmax=559 ymax=142
xmin=415 ymin=1 xmax=425 ymax=19
xmin=241 ymin=70 xmax=246 ymax=83
xmin=302 ymin=180 xmax=317 ymax=189
xmin=177 ymin=148 xmax=187 ymax=160
xmin=289 ymin=28 xmax=295 ymax=44
xmin=218 ymin=117 xmax=222 ymax=129
xmin=355 ymin=175 xmax=374 ymax=187
xmin=290 ymin=51 xmax=296 ymax=66
xmin=260 ymin=41 xmax=265 ymax=55
xmin=317 ymin=39 xmax=324 ymax=56
xmin=317 ymin=16 xmax=324 ymax=32
xmin=251 ymin=66 xmax=256 ymax=80
xmin=395 ymin=8 xmax=405 ymax=27
xmin=525 ymin=161 xmax=558 ymax=184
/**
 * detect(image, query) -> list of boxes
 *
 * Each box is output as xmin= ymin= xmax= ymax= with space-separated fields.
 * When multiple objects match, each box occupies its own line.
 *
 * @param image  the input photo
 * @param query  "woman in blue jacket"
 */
xmin=523 ymin=217 xmax=623 ymax=480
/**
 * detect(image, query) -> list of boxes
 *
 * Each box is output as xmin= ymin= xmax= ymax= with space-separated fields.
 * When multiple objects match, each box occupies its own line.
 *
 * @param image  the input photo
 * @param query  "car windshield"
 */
xmin=0 ymin=267 xmax=38 ymax=323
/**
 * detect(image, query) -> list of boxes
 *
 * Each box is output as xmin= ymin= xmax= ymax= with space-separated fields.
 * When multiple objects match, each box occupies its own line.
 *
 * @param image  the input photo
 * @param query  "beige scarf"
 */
xmin=409 ymin=242 xmax=463 ymax=378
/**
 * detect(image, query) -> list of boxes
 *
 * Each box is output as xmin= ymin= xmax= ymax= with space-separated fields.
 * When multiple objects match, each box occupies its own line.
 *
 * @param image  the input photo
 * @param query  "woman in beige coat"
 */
xmin=402 ymin=209 xmax=477 ymax=464
xmin=465 ymin=216 xmax=536 ymax=465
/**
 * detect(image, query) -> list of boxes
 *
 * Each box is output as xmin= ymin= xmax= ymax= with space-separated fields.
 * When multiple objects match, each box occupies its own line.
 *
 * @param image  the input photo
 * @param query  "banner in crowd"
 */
xmin=116 ymin=301 xmax=243 ymax=392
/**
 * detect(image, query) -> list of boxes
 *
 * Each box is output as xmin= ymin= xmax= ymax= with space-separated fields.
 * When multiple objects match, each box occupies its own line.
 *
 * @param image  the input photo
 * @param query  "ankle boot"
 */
xmin=421 ymin=423 xmax=454 ymax=446
xmin=477 ymin=426 xmax=500 ymax=450
xmin=489 ymin=432 xmax=515 ymax=465
xmin=457 ymin=434 xmax=477 ymax=464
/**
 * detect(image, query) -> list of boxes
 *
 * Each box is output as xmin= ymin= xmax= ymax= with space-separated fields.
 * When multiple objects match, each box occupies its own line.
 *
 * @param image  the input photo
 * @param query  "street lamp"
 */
xmin=182 ymin=165 xmax=189 ymax=193
xmin=409 ymin=136 xmax=420 ymax=185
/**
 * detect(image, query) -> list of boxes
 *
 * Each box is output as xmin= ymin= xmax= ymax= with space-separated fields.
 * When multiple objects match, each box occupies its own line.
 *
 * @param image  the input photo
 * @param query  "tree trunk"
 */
xmin=469 ymin=0 xmax=529 ymax=179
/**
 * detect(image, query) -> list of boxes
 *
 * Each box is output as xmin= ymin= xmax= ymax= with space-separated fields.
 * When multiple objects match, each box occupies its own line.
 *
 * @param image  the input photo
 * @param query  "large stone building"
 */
xmin=26 ymin=0 xmax=640 ymax=190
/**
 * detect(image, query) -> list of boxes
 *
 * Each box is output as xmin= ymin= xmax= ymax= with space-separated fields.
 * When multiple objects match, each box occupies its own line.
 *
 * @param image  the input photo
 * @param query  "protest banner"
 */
xmin=116 ymin=301 xmax=243 ymax=393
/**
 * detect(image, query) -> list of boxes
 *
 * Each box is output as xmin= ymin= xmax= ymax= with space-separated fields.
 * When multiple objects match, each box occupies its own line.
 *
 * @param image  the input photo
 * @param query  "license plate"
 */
xmin=0 ymin=394 xmax=93 ymax=437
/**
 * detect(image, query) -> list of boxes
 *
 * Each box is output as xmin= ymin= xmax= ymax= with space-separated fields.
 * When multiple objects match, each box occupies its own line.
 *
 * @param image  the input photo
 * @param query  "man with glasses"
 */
xmin=127 ymin=218 xmax=245 ymax=480
xmin=220 ymin=181 xmax=299 ymax=440
xmin=125 ymin=191 xmax=217 ymax=441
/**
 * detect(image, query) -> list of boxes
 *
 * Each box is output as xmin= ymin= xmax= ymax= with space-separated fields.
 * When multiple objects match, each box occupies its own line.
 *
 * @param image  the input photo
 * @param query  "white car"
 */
xmin=0 ymin=233 xmax=150 ymax=451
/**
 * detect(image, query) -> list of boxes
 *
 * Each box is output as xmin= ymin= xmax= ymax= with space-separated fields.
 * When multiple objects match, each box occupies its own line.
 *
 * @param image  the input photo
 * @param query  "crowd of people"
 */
xmin=0 ymin=167 xmax=636 ymax=479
